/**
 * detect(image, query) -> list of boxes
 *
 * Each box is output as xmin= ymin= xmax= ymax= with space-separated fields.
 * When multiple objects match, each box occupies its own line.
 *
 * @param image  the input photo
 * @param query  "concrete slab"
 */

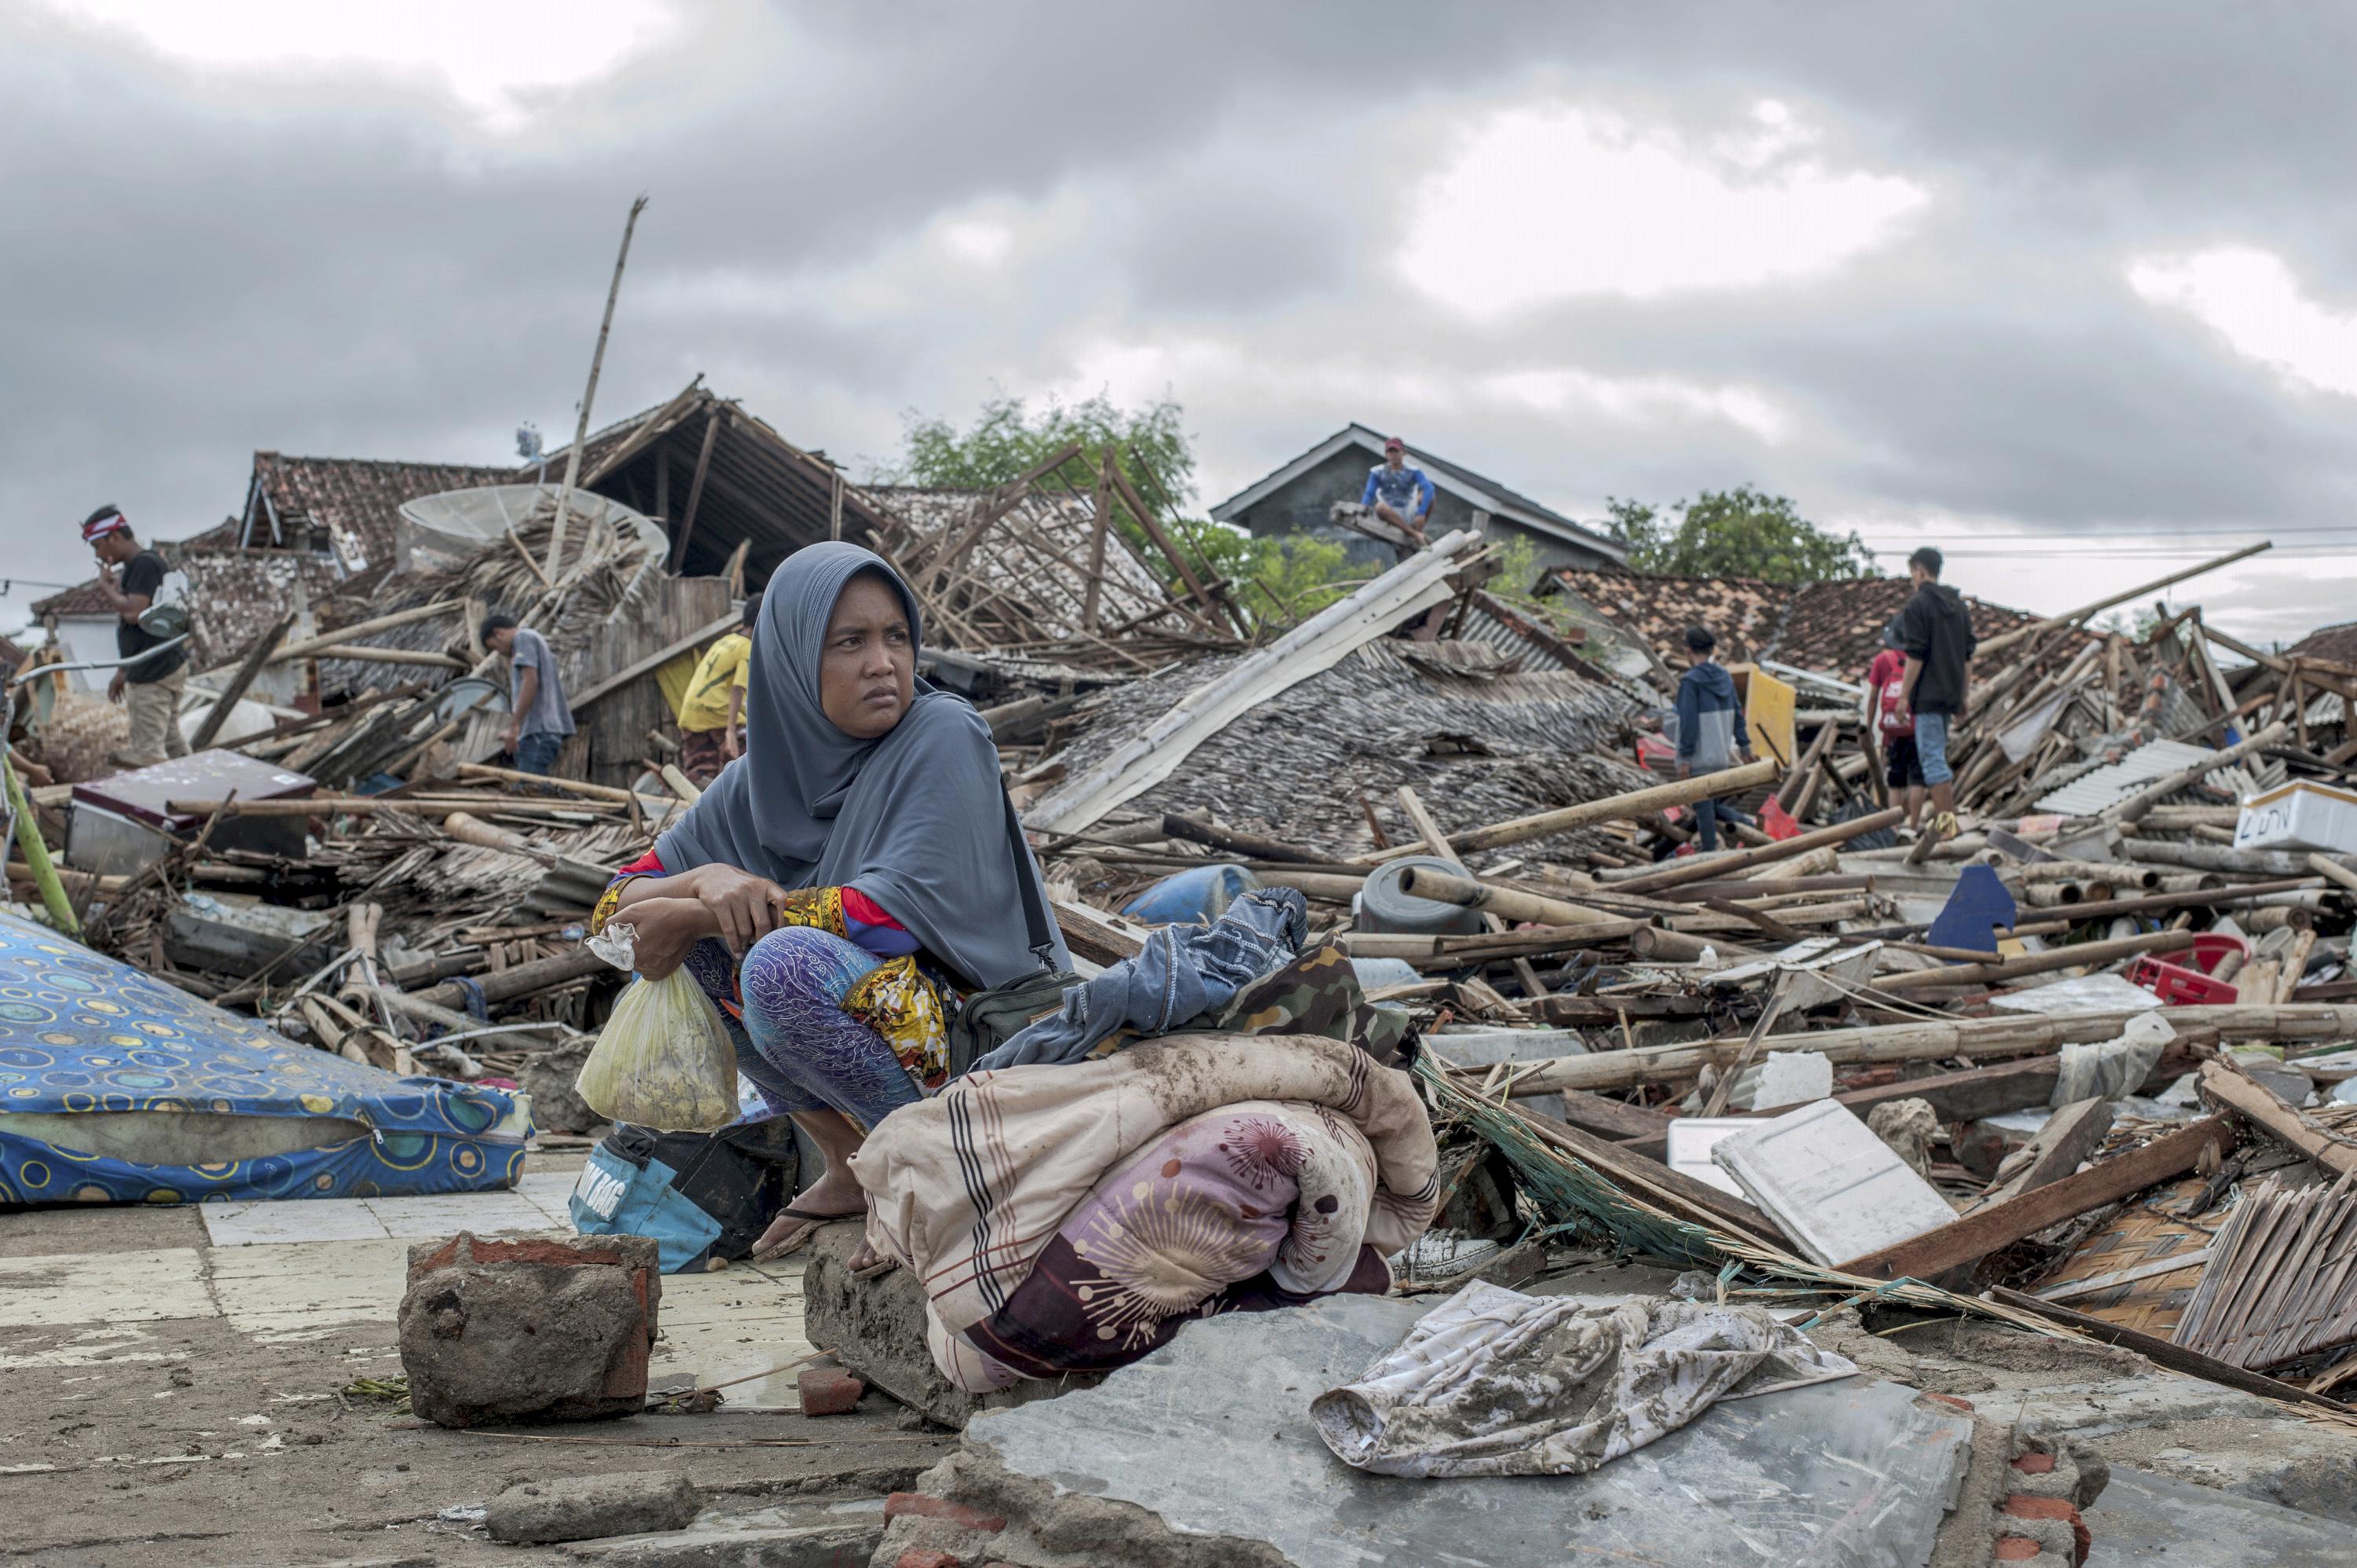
xmin=1712 ymin=1098 xmax=1959 ymax=1266
xmin=0 ymin=1246 xmax=212 ymax=1326
xmin=1663 ymin=1117 xmax=1752 ymax=1195
xmin=968 ymin=1293 xmax=1974 ymax=1567
xmin=651 ymin=1257 xmax=812 ymax=1412
xmin=2085 ymin=1468 xmax=2352 ymax=1567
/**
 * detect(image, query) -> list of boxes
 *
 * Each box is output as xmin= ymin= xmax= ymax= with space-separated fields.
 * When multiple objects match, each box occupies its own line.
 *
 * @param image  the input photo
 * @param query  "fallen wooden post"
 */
xmin=1358 ymin=757 xmax=1781 ymax=864
xmin=1495 ymin=1004 xmax=2357 ymax=1095
xmin=1837 ymin=1115 xmax=2237 ymax=1282
xmin=414 ymin=947 xmax=608 ymax=1010
xmin=1877 ymin=927 xmax=2195 ymax=991
xmin=2197 ymin=1059 xmax=2357 ymax=1178
xmin=1989 ymin=1287 xmax=2354 ymax=1416
xmin=1611 ymin=808 xmax=1906 ymax=894
xmin=1394 ymin=866 xmax=1618 ymax=928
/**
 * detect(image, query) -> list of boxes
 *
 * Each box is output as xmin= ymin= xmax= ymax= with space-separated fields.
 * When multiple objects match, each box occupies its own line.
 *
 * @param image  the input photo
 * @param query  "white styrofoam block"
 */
xmin=2234 ymin=781 xmax=2357 ymax=855
xmin=1754 ymin=1050 xmax=1833 ymax=1110
xmin=1664 ymin=1119 xmax=1754 ymax=1196
xmin=1711 ymin=1099 xmax=1959 ymax=1266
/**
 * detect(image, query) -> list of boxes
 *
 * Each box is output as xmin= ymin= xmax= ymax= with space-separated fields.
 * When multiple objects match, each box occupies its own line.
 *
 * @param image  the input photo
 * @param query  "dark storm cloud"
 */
xmin=3 ymin=1 xmax=2353 ymax=643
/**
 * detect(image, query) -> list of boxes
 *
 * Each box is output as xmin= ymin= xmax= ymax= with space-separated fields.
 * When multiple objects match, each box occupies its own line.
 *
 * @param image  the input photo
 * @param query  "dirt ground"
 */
xmin=0 ymin=1156 xmax=955 ymax=1567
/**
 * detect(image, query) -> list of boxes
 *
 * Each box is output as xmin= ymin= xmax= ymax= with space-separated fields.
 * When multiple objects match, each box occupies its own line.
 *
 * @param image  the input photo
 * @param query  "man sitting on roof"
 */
xmin=1360 ymin=436 xmax=1436 ymax=544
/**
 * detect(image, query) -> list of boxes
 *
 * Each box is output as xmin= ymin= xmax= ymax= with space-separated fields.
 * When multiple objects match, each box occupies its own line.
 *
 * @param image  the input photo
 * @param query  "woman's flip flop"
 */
xmin=748 ymin=1205 xmax=857 ymax=1263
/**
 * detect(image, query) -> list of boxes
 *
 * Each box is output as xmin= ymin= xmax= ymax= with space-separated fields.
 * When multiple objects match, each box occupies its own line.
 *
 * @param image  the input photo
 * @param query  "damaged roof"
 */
xmin=240 ymin=452 xmax=519 ymax=589
xmin=1538 ymin=566 xmax=2044 ymax=677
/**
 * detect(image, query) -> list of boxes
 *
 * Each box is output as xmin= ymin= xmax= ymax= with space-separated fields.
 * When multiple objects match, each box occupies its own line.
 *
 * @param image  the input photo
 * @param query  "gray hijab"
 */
xmin=655 ymin=541 xmax=1067 ymax=988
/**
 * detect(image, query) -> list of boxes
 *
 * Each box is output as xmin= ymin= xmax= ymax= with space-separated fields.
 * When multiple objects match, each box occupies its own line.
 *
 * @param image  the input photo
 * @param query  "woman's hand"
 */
xmin=625 ymin=896 xmax=718 ymax=980
xmin=691 ymin=863 xmax=790 ymax=958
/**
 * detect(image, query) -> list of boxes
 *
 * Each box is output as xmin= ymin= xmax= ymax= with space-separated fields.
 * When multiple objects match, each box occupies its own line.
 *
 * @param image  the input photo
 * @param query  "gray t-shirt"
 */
xmin=508 ymin=627 xmax=575 ymax=737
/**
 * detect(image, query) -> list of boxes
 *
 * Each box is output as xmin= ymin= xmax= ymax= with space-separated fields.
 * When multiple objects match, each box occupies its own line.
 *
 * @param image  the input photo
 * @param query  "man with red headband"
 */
xmin=81 ymin=505 xmax=190 ymax=767
xmin=1360 ymin=435 xmax=1436 ymax=544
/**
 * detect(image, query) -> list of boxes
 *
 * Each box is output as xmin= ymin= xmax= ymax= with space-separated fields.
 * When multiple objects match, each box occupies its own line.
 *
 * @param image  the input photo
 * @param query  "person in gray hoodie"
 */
xmin=1674 ymin=625 xmax=1755 ymax=852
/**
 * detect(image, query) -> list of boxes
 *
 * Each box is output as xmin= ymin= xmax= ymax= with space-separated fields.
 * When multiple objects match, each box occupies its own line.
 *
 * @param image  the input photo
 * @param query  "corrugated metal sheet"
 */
xmin=2034 ymin=738 xmax=2256 ymax=815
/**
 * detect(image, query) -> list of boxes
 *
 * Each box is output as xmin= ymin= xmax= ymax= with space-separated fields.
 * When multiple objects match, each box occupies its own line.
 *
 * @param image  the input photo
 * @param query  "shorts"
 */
xmin=1914 ymin=711 xmax=1954 ymax=787
xmin=679 ymin=727 xmax=729 ymax=784
xmin=1883 ymin=734 xmax=1925 ymax=789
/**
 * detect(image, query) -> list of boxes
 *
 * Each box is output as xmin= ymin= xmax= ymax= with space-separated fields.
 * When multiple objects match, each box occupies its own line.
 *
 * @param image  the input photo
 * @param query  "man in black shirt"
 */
xmin=82 ymin=505 xmax=191 ymax=768
xmin=1893 ymin=545 xmax=1976 ymax=839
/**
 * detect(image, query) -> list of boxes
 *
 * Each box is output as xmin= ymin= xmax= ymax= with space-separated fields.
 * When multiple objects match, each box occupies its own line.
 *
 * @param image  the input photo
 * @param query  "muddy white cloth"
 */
xmin=2052 ymin=1009 xmax=2174 ymax=1105
xmin=1310 ymin=1281 xmax=1858 ymax=1478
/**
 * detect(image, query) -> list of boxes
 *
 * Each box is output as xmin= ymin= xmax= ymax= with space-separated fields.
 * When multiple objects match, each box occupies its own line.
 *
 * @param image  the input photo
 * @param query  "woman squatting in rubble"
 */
xmin=588 ymin=542 xmax=1069 ymax=1269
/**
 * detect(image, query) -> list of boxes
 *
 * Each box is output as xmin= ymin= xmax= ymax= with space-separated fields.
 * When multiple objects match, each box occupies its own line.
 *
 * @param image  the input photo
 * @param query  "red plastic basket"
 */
xmin=2129 ymin=934 xmax=2250 ymax=1006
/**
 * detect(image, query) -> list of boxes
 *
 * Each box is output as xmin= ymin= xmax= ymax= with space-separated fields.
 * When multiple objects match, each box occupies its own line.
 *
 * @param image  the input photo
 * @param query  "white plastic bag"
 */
xmin=574 ymin=924 xmax=739 ymax=1130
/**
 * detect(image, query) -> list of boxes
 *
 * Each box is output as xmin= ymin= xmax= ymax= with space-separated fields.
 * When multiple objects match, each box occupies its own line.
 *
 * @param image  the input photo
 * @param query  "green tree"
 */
xmin=871 ymin=391 xmax=1193 ymax=507
xmin=1610 ymin=485 xmax=1876 ymax=584
xmin=874 ymin=393 xmax=1365 ymax=631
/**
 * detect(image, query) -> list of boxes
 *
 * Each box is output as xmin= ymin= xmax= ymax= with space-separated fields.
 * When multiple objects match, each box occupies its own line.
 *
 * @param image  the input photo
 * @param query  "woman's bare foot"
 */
xmin=750 ymin=1165 xmax=864 ymax=1256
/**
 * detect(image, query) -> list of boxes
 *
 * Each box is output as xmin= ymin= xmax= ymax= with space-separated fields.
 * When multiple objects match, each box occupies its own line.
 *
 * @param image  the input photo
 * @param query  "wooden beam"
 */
xmin=1082 ymin=446 xmax=1113 ymax=632
xmin=1838 ymin=1115 xmax=2236 ymax=1281
xmin=568 ymin=610 xmax=742 ymax=713
xmin=1612 ymin=808 xmax=1906 ymax=894
xmin=2198 ymin=1059 xmax=2357 ymax=1178
xmin=1878 ymin=928 xmax=2195 ymax=992
xmin=190 ymin=610 xmax=298 ymax=751
xmin=1989 ymin=1288 xmax=2355 ymax=1416
xmin=1975 ymin=543 xmax=2273 ymax=661
xmin=1504 ymin=1005 xmax=2357 ymax=1096
xmin=1358 ymin=757 xmax=1782 ymax=864
xmin=669 ymin=407 xmax=724 ymax=570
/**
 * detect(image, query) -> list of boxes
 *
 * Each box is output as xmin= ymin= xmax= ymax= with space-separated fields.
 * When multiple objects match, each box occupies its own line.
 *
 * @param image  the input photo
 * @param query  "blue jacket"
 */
xmin=1362 ymin=463 xmax=1435 ymax=516
xmin=1675 ymin=661 xmax=1750 ymax=772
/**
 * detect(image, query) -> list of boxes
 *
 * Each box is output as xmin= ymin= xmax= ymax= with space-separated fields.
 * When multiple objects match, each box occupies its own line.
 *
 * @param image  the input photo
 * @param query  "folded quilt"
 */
xmin=854 ymin=1031 xmax=1439 ymax=1392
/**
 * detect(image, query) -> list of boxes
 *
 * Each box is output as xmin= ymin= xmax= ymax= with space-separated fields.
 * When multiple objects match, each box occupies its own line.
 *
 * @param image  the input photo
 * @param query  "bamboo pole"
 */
xmin=189 ymin=610 xmax=298 ymax=751
xmin=1877 ymin=928 xmax=2195 ymax=991
xmin=1613 ymin=808 xmax=1905 ymax=894
xmin=1357 ymin=757 xmax=1781 ymax=864
xmin=2107 ymin=721 xmax=2289 ymax=824
xmin=3 ymin=753 xmax=79 ymax=937
xmin=1976 ymin=543 xmax=2273 ymax=661
xmin=1392 ymin=866 xmax=1619 ymax=928
xmin=1492 ymin=1003 xmax=2357 ymax=1095
xmin=548 ymin=195 xmax=648 ymax=578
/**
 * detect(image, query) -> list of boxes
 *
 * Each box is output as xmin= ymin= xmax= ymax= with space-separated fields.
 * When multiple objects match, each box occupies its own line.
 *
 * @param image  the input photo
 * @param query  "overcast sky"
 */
xmin=6 ymin=1 xmax=2355 ymax=650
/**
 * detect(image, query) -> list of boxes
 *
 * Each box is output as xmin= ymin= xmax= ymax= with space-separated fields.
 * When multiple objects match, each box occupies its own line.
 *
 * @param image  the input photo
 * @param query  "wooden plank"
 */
xmin=1838 ymin=1116 xmax=2237 ymax=1281
xmin=569 ymin=610 xmax=741 ymax=712
xmin=1612 ymin=808 xmax=1906 ymax=894
xmin=1616 ymin=1057 xmax=2077 ymax=1161
xmin=2198 ymin=1059 xmax=2357 ymax=1178
xmin=1554 ymin=1088 xmax=1677 ymax=1144
xmin=1051 ymin=897 xmax=1147 ymax=965
xmin=190 ymin=610 xmax=298 ymax=751
xmin=1975 ymin=1097 xmax=2114 ymax=1209
xmin=2036 ymin=1247 xmax=2213 ymax=1304
xmin=668 ymin=407 xmax=724 ymax=569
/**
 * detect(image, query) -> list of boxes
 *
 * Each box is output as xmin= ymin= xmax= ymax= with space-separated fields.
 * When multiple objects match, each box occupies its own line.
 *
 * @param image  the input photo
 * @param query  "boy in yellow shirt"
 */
xmin=677 ymin=592 xmax=757 ymax=783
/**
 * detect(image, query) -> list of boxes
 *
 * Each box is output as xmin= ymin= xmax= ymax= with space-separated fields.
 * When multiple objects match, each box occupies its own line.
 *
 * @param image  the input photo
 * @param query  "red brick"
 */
xmin=796 ymin=1368 xmax=865 ymax=1416
xmin=2014 ymin=1451 xmax=2058 ymax=1474
xmin=895 ymin=1552 xmax=963 ymax=1568
xmin=1921 ymin=1391 xmax=1976 ymax=1412
xmin=2004 ymin=1496 xmax=2077 ymax=1522
xmin=885 ymin=1493 xmax=1007 ymax=1533
xmin=1994 ymin=1539 xmax=2042 ymax=1563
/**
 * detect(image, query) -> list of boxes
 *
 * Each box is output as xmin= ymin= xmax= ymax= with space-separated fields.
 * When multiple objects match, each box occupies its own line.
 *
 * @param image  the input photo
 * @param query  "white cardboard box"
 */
xmin=2234 ymin=780 xmax=2357 ymax=855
